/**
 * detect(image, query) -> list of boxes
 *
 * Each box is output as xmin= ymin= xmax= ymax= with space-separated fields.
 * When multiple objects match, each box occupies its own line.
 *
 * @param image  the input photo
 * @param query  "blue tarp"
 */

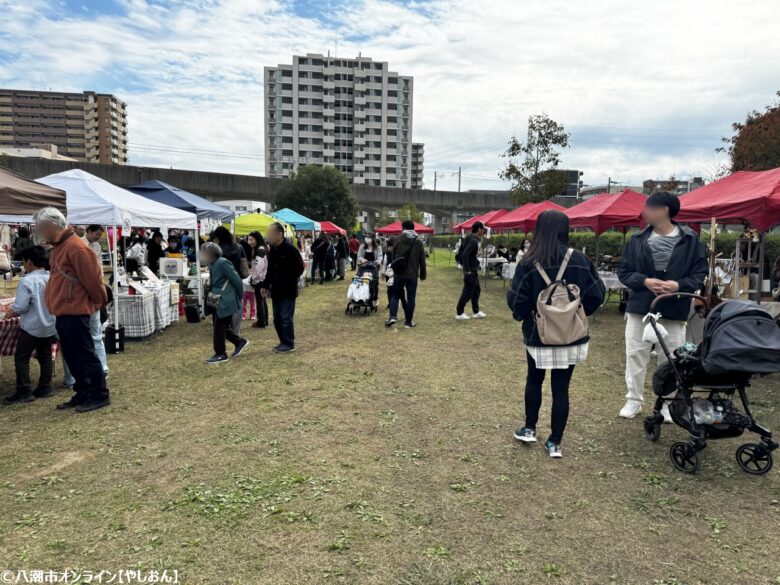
xmin=128 ymin=180 xmax=234 ymax=221
xmin=271 ymin=208 xmax=320 ymax=231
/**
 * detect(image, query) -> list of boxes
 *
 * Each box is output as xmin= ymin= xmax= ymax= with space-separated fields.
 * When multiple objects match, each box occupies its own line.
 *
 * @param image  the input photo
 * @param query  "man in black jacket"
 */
xmin=261 ymin=223 xmax=305 ymax=353
xmin=455 ymin=221 xmax=487 ymax=320
xmin=386 ymin=220 xmax=427 ymax=329
xmin=617 ymin=192 xmax=707 ymax=420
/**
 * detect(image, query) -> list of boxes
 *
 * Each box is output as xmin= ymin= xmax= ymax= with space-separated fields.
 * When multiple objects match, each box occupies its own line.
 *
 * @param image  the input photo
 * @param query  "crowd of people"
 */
xmin=2 ymin=194 xmax=715 ymax=461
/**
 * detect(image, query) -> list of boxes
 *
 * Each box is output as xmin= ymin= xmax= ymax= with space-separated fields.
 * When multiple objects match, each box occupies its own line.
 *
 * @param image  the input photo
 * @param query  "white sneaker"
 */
xmin=619 ymin=401 xmax=643 ymax=419
xmin=545 ymin=441 xmax=563 ymax=458
xmin=660 ymin=403 xmax=673 ymax=424
xmin=472 ymin=311 xmax=487 ymax=319
xmin=455 ymin=313 xmax=470 ymax=321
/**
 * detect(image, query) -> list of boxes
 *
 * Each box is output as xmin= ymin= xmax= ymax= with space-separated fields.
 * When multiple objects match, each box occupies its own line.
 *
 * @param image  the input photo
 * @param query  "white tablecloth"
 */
xmin=501 ymin=262 xmax=517 ymax=280
xmin=599 ymin=271 xmax=626 ymax=291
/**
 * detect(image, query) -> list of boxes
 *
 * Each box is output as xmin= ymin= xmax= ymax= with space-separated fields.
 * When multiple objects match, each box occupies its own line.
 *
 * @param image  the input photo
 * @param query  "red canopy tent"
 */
xmin=451 ymin=209 xmax=509 ymax=233
xmin=375 ymin=221 xmax=434 ymax=235
xmin=565 ymin=189 xmax=646 ymax=234
xmin=318 ymin=220 xmax=347 ymax=235
xmin=676 ymin=168 xmax=780 ymax=231
xmin=486 ymin=201 xmax=565 ymax=232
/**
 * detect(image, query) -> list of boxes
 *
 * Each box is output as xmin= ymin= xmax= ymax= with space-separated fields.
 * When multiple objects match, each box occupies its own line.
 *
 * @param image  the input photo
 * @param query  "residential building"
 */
xmin=214 ymin=200 xmax=269 ymax=215
xmin=642 ymin=177 xmax=705 ymax=196
xmin=0 ymin=89 xmax=128 ymax=164
xmin=264 ymin=53 xmax=415 ymax=188
xmin=411 ymin=142 xmax=424 ymax=189
xmin=579 ymin=183 xmax=643 ymax=199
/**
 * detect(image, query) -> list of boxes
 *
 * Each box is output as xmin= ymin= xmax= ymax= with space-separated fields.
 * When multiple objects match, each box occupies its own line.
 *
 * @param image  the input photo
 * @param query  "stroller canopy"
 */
xmin=700 ymin=301 xmax=780 ymax=375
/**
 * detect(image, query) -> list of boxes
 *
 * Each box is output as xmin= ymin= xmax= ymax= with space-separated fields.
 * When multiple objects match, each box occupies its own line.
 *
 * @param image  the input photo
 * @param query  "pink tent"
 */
xmin=451 ymin=209 xmax=509 ymax=233
xmin=319 ymin=221 xmax=346 ymax=235
xmin=376 ymin=221 xmax=434 ymax=235
xmin=676 ymin=168 xmax=780 ymax=231
xmin=565 ymin=189 xmax=647 ymax=234
xmin=486 ymin=200 xmax=565 ymax=232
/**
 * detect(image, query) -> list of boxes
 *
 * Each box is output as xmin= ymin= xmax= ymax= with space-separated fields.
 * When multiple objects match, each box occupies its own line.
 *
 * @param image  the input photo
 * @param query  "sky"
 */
xmin=1 ymin=0 xmax=779 ymax=193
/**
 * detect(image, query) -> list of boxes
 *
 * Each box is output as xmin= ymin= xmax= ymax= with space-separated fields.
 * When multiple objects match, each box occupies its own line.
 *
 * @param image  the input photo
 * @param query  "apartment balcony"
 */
xmin=354 ymin=95 xmax=366 ymax=106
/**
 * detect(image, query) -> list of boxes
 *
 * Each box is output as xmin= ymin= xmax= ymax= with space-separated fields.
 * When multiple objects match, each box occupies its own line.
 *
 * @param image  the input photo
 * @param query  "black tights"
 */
xmin=524 ymin=352 xmax=575 ymax=444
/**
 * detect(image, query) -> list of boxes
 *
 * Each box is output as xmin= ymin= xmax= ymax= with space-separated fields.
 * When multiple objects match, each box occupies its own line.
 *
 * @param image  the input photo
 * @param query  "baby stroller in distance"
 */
xmin=644 ymin=293 xmax=780 ymax=475
xmin=346 ymin=263 xmax=379 ymax=316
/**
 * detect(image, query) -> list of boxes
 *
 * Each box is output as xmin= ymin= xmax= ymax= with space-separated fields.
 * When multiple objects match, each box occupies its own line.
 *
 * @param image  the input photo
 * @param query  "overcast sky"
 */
xmin=1 ymin=0 xmax=778 ymax=192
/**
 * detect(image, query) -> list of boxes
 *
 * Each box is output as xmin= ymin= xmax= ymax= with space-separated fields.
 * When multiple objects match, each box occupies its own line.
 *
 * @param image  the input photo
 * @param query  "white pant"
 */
xmin=624 ymin=313 xmax=686 ymax=404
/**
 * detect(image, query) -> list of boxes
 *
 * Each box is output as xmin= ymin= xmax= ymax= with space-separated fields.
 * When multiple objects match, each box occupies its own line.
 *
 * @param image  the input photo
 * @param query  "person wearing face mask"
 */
xmin=357 ymin=235 xmax=382 ymax=268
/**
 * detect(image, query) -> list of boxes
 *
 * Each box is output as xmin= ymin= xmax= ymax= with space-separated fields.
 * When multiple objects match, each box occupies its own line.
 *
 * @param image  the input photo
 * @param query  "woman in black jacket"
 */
xmin=507 ymin=210 xmax=605 ymax=458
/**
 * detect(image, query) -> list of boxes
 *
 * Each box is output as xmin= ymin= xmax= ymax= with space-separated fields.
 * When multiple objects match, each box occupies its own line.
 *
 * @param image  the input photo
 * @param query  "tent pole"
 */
xmin=595 ymin=234 xmax=601 ymax=267
xmin=757 ymin=231 xmax=765 ymax=305
xmin=195 ymin=224 xmax=204 ymax=315
xmin=111 ymin=225 xmax=120 ymax=352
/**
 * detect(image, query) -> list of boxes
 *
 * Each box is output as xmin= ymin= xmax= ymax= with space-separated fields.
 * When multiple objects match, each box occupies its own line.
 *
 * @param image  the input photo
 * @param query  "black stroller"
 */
xmin=345 ymin=263 xmax=379 ymax=315
xmin=643 ymin=293 xmax=780 ymax=474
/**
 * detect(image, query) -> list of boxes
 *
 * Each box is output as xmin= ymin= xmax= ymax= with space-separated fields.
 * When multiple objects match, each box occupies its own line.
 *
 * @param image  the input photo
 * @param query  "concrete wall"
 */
xmin=0 ymin=157 xmax=513 ymax=221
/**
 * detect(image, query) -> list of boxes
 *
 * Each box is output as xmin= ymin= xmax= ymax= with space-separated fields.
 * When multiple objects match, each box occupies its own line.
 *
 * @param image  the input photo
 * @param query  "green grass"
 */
xmin=1 ymin=259 xmax=779 ymax=585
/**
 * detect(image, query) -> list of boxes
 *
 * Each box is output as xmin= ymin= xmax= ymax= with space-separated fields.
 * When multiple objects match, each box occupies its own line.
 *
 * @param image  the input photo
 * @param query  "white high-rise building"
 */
xmin=264 ymin=53 xmax=417 ymax=188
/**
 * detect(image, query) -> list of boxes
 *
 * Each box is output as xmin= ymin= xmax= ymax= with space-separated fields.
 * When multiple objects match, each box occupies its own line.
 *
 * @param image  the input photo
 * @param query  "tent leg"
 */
xmin=757 ymin=232 xmax=765 ymax=304
xmin=595 ymin=234 xmax=601 ymax=267
xmin=195 ymin=226 xmax=204 ymax=315
xmin=111 ymin=225 xmax=121 ymax=354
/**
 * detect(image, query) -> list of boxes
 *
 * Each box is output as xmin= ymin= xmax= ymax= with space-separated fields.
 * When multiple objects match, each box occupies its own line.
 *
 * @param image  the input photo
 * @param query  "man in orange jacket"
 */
xmin=34 ymin=207 xmax=110 ymax=412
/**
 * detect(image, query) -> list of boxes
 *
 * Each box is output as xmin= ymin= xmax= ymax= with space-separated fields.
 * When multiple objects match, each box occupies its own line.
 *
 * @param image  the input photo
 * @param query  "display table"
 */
xmin=478 ymin=257 xmax=507 ymax=274
xmin=145 ymin=281 xmax=178 ymax=330
xmin=501 ymin=262 xmax=517 ymax=280
xmin=108 ymin=292 xmax=156 ymax=338
xmin=598 ymin=271 xmax=627 ymax=308
xmin=0 ymin=316 xmax=60 ymax=376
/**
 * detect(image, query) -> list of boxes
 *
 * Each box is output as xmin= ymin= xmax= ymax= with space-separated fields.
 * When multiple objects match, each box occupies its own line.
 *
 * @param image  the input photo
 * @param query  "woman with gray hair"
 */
xmin=201 ymin=241 xmax=249 ymax=365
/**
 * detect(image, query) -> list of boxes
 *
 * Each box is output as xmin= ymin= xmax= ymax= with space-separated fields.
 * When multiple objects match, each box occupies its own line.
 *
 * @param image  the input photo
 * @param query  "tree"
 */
xmin=274 ymin=165 xmax=359 ymax=229
xmin=718 ymin=90 xmax=780 ymax=172
xmin=500 ymin=114 xmax=570 ymax=204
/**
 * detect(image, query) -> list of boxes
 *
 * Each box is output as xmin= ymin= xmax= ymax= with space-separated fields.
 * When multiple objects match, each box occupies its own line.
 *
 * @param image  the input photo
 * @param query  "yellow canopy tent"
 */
xmin=228 ymin=212 xmax=296 ymax=240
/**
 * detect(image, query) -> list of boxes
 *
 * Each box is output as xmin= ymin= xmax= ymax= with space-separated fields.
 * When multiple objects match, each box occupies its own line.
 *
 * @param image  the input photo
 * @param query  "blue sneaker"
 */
xmin=513 ymin=427 xmax=537 ymax=443
xmin=274 ymin=345 xmax=296 ymax=354
xmin=231 ymin=339 xmax=249 ymax=357
xmin=205 ymin=354 xmax=229 ymax=365
xmin=545 ymin=440 xmax=562 ymax=458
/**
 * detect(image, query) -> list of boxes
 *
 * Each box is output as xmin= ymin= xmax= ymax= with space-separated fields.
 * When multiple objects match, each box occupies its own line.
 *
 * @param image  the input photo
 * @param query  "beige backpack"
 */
xmin=533 ymin=248 xmax=588 ymax=345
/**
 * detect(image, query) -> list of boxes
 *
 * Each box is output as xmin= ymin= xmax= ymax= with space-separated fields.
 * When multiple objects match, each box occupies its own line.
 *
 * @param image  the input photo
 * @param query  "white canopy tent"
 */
xmin=37 ymin=169 xmax=198 ymax=349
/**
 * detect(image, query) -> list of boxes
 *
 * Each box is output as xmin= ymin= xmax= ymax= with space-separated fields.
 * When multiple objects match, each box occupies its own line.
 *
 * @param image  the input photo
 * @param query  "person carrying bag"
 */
xmin=507 ymin=210 xmax=605 ymax=458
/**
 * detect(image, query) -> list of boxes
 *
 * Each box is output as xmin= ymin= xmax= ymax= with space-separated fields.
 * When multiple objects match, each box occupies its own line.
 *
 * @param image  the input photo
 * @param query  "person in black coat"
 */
xmin=260 ymin=222 xmax=305 ymax=353
xmin=616 ymin=192 xmax=708 ymax=420
xmin=455 ymin=221 xmax=486 ymax=320
xmin=310 ymin=232 xmax=329 ymax=284
xmin=507 ymin=210 xmax=605 ymax=458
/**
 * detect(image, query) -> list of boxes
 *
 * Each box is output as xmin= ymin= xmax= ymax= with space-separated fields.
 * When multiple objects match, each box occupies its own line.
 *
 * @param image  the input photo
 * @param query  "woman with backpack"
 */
xmin=507 ymin=210 xmax=605 ymax=458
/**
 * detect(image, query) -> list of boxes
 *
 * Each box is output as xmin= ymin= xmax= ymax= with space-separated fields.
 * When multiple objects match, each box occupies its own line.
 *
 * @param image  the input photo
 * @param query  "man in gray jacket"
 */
xmin=386 ymin=220 xmax=427 ymax=329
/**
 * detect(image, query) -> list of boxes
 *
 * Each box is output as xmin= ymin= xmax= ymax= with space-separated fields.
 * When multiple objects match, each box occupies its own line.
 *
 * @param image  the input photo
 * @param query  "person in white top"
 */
xmin=84 ymin=225 xmax=104 ymax=259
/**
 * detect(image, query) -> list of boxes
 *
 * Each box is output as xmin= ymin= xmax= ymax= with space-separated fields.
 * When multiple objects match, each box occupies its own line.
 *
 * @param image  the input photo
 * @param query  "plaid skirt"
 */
xmin=527 ymin=342 xmax=589 ymax=369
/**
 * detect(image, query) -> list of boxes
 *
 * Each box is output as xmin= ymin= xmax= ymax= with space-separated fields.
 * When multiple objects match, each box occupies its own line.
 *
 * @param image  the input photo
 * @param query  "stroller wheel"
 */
xmin=735 ymin=443 xmax=774 ymax=475
xmin=669 ymin=442 xmax=701 ymax=474
xmin=643 ymin=416 xmax=661 ymax=442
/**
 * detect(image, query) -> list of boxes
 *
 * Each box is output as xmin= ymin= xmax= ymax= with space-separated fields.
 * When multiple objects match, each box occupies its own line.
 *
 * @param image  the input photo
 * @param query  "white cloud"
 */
xmin=0 ymin=0 xmax=778 ymax=192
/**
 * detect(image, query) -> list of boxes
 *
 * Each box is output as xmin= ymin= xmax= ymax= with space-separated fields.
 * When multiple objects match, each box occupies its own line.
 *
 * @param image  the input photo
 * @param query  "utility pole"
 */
xmin=434 ymin=171 xmax=437 ymax=192
xmin=457 ymin=167 xmax=461 ymax=192
xmin=607 ymin=176 xmax=612 ymax=193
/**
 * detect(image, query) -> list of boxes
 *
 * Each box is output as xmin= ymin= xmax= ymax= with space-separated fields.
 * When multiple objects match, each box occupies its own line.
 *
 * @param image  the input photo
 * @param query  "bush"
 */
xmin=431 ymin=231 xmax=780 ymax=269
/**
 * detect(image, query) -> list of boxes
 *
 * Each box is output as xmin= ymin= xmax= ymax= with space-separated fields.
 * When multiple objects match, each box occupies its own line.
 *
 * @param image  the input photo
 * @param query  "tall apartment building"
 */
xmin=264 ymin=53 xmax=418 ymax=188
xmin=0 ymin=89 xmax=128 ymax=164
xmin=411 ymin=142 xmax=424 ymax=189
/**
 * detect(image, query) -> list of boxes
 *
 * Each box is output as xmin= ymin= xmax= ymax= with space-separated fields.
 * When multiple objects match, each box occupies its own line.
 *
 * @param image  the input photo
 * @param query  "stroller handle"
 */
xmin=649 ymin=292 xmax=707 ymax=312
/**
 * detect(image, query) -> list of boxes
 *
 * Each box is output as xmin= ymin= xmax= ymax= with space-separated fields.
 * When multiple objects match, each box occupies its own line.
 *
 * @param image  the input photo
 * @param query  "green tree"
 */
xmin=274 ymin=165 xmax=359 ymax=229
xmin=718 ymin=90 xmax=780 ymax=171
xmin=500 ymin=114 xmax=570 ymax=204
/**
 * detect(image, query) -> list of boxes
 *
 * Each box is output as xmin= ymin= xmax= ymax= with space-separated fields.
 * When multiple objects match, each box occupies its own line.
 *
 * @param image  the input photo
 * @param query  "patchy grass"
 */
xmin=1 ymin=254 xmax=779 ymax=585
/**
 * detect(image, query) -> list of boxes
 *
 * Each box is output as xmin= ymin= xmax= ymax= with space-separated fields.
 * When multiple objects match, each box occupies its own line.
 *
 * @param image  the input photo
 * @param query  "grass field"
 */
xmin=1 ymin=251 xmax=779 ymax=585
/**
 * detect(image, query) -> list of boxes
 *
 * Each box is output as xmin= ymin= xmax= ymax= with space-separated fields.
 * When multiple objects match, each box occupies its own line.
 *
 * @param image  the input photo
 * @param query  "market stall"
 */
xmin=318 ymin=221 xmax=347 ymax=235
xmin=0 ymin=167 xmax=66 ymax=224
xmin=676 ymin=167 xmax=780 ymax=303
xmin=486 ymin=201 xmax=564 ymax=233
xmin=230 ymin=211 xmax=295 ymax=239
xmin=451 ymin=209 xmax=509 ymax=234
xmin=271 ymin=208 xmax=320 ymax=232
xmin=37 ymin=169 xmax=197 ymax=346
xmin=375 ymin=221 xmax=434 ymax=235
xmin=128 ymin=180 xmax=234 ymax=313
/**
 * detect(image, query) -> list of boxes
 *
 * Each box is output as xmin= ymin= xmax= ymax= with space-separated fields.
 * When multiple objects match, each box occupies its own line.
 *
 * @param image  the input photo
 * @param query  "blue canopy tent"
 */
xmin=128 ymin=180 xmax=235 ymax=314
xmin=271 ymin=208 xmax=320 ymax=232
